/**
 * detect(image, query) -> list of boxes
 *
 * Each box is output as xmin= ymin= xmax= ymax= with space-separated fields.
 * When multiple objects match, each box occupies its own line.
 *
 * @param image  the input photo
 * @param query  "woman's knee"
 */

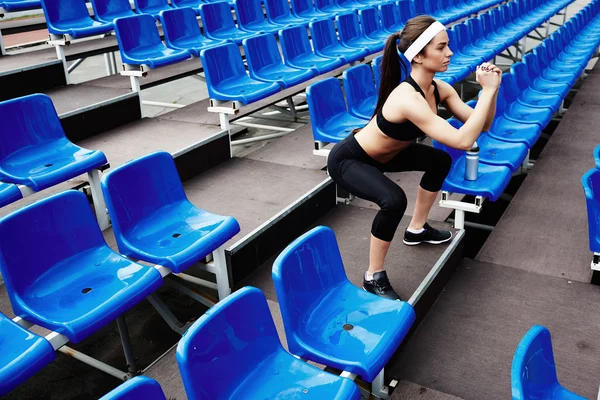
xmin=421 ymin=150 xmax=452 ymax=192
xmin=379 ymin=187 xmax=408 ymax=213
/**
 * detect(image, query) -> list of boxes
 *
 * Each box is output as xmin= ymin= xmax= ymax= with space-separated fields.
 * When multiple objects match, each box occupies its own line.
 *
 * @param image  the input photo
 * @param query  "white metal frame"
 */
xmin=0 ymin=27 xmax=5 ymax=56
xmin=591 ymin=252 xmax=600 ymax=271
xmin=439 ymin=191 xmax=484 ymax=230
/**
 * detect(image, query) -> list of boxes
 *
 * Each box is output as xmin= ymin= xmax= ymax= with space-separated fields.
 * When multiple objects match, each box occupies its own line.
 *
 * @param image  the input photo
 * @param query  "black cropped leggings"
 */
xmin=327 ymin=134 xmax=452 ymax=242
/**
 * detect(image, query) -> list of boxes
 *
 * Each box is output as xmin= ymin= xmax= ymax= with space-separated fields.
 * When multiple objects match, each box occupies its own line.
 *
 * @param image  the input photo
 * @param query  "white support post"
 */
xmin=211 ymin=245 xmax=231 ymax=300
xmin=372 ymin=369 xmax=390 ymax=400
xmin=520 ymin=36 xmax=527 ymax=56
xmin=454 ymin=209 xmax=465 ymax=230
xmin=129 ymin=75 xmax=143 ymax=117
xmin=104 ymin=53 xmax=113 ymax=76
xmin=0 ymin=29 xmax=5 ymax=56
xmin=219 ymin=112 xmax=230 ymax=131
xmin=54 ymin=43 xmax=70 ymax=85
xmin=439 ymin=192 xmax=483 ymax=230
xmin=87 ymin=169 xmax=110 ymax=231
xmin=591 ymin=252 xmax=600 ymax=271
xmin=545 ymin=19 xmax=550 ymax=38
xmin=109 ymin=52 xmax=118 ymax=75
xmin=563 ymin=5 xmax=568 ymax=25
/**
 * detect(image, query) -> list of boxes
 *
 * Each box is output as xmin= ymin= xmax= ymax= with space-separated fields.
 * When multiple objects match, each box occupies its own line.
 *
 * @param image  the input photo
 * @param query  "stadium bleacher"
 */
xmin=2 ymin=0 xmax=600 ymax=398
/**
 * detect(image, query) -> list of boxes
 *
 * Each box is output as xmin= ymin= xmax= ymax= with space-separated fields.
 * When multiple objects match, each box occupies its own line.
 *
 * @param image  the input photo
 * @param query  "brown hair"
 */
xmin=372 ymin=15 xmax=438 ymax=119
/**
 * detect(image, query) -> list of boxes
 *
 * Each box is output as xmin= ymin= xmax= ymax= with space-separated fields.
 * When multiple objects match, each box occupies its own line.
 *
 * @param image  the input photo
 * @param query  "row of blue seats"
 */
xmin=98 ymin=225 xmax=415 ymax=399
xmin=0 ymin=0 xmax=39 ymax=12
xmin=114 ymin=0 xmax=503 ymax=105
xmin=0 ymin=94 xmax=107 ymax=209
xmin=0 ymin=149 xmax=240 ymax=395
xmin=436 ymin=0 xmax=576 ymax=85
xmin=307 ymin=0 xmax=600 ymax=202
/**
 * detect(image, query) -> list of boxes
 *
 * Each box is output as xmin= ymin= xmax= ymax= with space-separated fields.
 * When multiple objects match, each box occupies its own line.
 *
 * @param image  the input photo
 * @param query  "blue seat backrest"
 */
xmin=91 ymin=0 xmax=134 ymax=21
xmin=201 ymin=43 xmax=247 ymax=87
xmin=306 ymin=78 xmax=348 ymax=132
xmin=378 ymin=3 xmax=401 ymax=31
xmin=176 ymin=286 xmax=282 ymax=400
xmin=161 ymin=8 xmax=201 ymax=46
xmin=244 ymin=34 xmax=283 ymax=71
xmin=41 ymin=0 xmax=92 ymax=26
xmin=411 ymin=0 xmax=428 ymax=15
xmin=397 ymin=0 xmax=414 ymax=24
xmin=344 ymin=63 xmax=376 ymax=113
xmin=582 ymin=169 xmax=600 ymax=253
xmin=501 ymin=73 xmax=519 ymax=104
xmin=372 ymin=55 xmax=382 ymax=89
xmin=279 ymin=25 xmax=313 ymax=59
xmin=310 ymin=18 xmax=338 ymax=49
xmin=114 ymin=14 xmax=161 ymax=54
xmin=336 ymin=12 xmax=361 ymax=41
xmin=101 ymin=151 xmax=187 ymax=239
xmin=511 ymin=326 xmax=559 ymax=399
xmin=272 ymin=226 xmax=350 ymax=336
xmin=290 ymin=0 xmax=313 ymax=15
xmin=510 ymin=62 xmax=530 ymax=91
xmin=199 ymin=2 xmax=237 ymax=33
xmin=0 ymin=191 xmax=105 ymax=297
xmin=358 ymin=7 xmax=380 ymax=36
xmin=234 ymin=0 xmax=267 ymax=28
xmin=99 ymin=376 xmax=167 ymax=400
xmin=135 ymin=0 xmax=170 ymax=13
xmin=0 ymin=94 xmax=65 ymax=161
xmin=264 ymin=0 xmax=293 ymax=21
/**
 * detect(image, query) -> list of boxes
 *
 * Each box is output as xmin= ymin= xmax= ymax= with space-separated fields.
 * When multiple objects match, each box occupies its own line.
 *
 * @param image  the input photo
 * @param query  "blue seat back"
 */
xmin=200 ymin=43 xmax=247 ymax=88
xmin=135 ymin=0 xmax=170 ymax=14
xmin=336 ymin=12 xmax=362 ymax=42
xmin=509 ymin=62 xmax=530 ymax=91
xmin=243 ymin=33 xmax=284 ymax=72
xmin=310 ymin=18 xmax=338 ymax=50
xmin=397 ymin=0 xmax=413 ymax=24
xmin=412 ymin=0 xmax=428 ymax=15
xmin=359 ymin=7 xmax=381 ymax=37
xmin=101 ymin=151 xmax=188 ymax=242
xmin=582 ymin=169 xmax=600 ymax=253
xmin=594 ymin=144 xmax=600 ymax=169
xmin=41 ymin=0 xmax=92 ymax=26
xmin=501 ymin=73 xmax=519 ymax=104
xmin=511 ymin=326 xmax=560 ymax=399
xmin=0 ymin=191 xmax=105 ymax=298
xmin=372 ymin=54 xmax=382 ymax=90
xmin=99 ymin=376 xmax=167 ymax=400
xmin=522 ymin=53 xmax=543 ymax=82
xmin=234 ymin=0 xmax=268 ymax=29
xmin=160 ymin=8 xmax=203 ymax=47
xmin=378 ymin=3 xmax=401 ymax=31
xmin=114 ymin=15 xmax=162 ymax=55
xmin=306 ymin=78 xmax=348 ymax=136
xmin=199 ymin=2 xmax=237 ymax=34
xmin=272 ymin=226 xmax=350 ymax=338
xmin=264 ymin=0 xmax=294 ymax=22
xmin=343 ymin=63 xmax=376 ymax=117
xmin=0 ymin=94 xmax=65 ymax=162
xmin=176 ymin=286 xmax=282 ymax=400
xmin=91 ymin=0 xmax=134 ymax=21
xmin=290 ymin=0 xmax=317 ymax=16
xmin=279 ymin=25 xmax=314 ymax=60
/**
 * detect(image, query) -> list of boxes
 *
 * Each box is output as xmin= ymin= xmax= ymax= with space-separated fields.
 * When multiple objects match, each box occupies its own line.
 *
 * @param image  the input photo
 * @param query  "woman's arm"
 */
xmin=436 ymin=79 xmax=497 ymax=132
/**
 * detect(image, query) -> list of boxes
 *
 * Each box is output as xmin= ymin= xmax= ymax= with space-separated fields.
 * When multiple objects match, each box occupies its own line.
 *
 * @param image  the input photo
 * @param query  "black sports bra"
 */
xmin=376 ymin=75 xmax=441 ymax=141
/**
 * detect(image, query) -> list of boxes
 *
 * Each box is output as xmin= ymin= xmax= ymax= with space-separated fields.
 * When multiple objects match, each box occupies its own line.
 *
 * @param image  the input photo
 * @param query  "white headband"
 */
xmin=402 ymin=21 xmax=446 ymax=62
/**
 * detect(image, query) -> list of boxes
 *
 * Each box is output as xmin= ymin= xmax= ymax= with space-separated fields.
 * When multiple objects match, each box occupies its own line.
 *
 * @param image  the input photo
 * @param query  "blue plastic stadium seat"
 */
xmin=171 ymin=0 xmax=201 ymax=9
xmin=115 ymin=15 xmax=191 ymax=68
xmin=582 ymin=169 xmax=600 ymax=257
xmin=177 ymin=286 xmax=361 ymax=400
xmin=243 ymin=34 xmax=315 ymax=89
xmin=343 ymin=63 xmax=377 ymax=120
xmin=307 ymin=78 xmax=366 ymax=144
xmin=594 ymin=144 xmax=600 ymax=169
xmin=314 ymin=0 xmax=345 ymax=15
xmin=101 ymin=151 xmax=240 ymax=275
xmin=279 ymin=26 xmax=344 ymax=75
xmin=0 ymin=313 xmax=56 ymax=397
xmin=441 ymin=119 xmax=528 ymax=173
xmin=359 ymin=7 xmax=390 ymax=43
xmin=500 ymin=74 xmax=554 ymax=128
xmin=99 ymin=376 xmax=167 ymax=400
xmin=336 ymin=12 xmax=383 ymax=53
xmin=512 ymin=326 xmax=586 ymax=400
xmin=0 ymin=94 xmax=108 ymax=192
xmin=510 ymin=63 xmax=564 ymax=113
xmin=233 ymin=0 xmax=280 ymax=34
xmin=133 ymin=0 xmax=172 ymax=17
xmin=273 ymin=226 xmax=416 ymax=382
xmin=264 ymin=0 xmax=308 ymax=27
xmin=0 ymin=190 xmax=163 ymax=343
xmin=40 ymin=0 xmax=113 ymax=38
xmin=372 ymin=54 xmax=382 ymax=89
xmin=378 ymin=3 xmax=403 ymax=35
xmin=290 ymin=0 xmax=328 ymax=20
xmin=90 ymin=0 xmax=137 ymax=24
xmin=397 ymin=0 xmax=414 ymax=24
xmin=160 ymin=8 xmax=227 ymax=57
xmin=0 ymin=0 xmax=40 ymax=12
xmin=199 ymin=2 xmax=259 ymax=45
xmin=433 ymin=139 xmax=513 ymax=201
xmin=0 ymin=182 xmax=22 ymax=208
xmin=309 ymin=18 xmax=367 ymax=63
xmin=200 ymin=43 xmax=281 ymax=103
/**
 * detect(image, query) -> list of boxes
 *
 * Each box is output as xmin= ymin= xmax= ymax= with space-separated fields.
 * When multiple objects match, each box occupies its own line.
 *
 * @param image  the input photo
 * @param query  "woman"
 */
xmin=327 ymin=15 xmax=502 ymax=300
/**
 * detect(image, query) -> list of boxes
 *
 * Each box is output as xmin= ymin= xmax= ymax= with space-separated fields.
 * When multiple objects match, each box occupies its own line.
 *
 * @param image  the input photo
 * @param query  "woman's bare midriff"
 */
xmin=354 ymin=118 xmax=412 ymax=164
